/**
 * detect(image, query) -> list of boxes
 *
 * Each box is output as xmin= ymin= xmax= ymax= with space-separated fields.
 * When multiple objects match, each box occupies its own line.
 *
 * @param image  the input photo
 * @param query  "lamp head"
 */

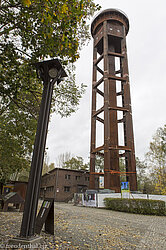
xmin=48 ymin=67 xmax=58 ymax=79
xmin=34 ymin=58 xmax=67 ymax=84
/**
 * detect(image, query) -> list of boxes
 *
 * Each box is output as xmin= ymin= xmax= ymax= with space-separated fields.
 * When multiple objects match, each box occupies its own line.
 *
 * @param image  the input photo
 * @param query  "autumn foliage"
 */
xmin=0 ymin=0 xmax=100 ymax=183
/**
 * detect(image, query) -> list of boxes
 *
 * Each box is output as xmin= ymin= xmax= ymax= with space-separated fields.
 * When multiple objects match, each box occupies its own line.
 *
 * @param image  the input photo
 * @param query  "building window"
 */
xmin=64 ymin=186 xmax=70 ymax=192
xmin=85 ymin=177 xmax=89 ymax=181
xmin=65 ymin=174 xmax=71 ymax=180
xmin=75 ymin=176 xmax=80 ymax=180
xmin=47 ymin=186 xmax=54 ymax=192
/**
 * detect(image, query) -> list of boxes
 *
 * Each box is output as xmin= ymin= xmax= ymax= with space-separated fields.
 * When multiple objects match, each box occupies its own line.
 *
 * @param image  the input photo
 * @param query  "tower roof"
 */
xmin=91 ymin=8 xmax=129 ymax=37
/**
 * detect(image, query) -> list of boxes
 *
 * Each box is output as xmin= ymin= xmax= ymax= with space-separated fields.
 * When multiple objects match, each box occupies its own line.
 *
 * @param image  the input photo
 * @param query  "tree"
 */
xmin=0 ymin=0 xmax=101 ymax=183
xmin=136 ymin=157 xmax=146 ymax=192
xmin=0 ymin=0 xmax=100 ymax=62
xmin=95 ymin=155 xmax=104 ymax=172
xmin=119 ymin=158 xmax=126 ymax=182
xmin=146 ymin=125 xmax=166 ymax=194
xmin=63 ymin=156 xmax=88 ymax=170
xmin=42 ymin=162 xmax=55 ymax=175
xmin=56 ymin=152 xmax=72 ymax=167
xmin=0 ymin=0 xmax=101 ymax=115
xmin=135 ymin=157 xmax=155 ymax=193
xmin=0 ymin=103 xmax=35 ymax=183
xmin=0 ymin=0 xmax=100 ymax=116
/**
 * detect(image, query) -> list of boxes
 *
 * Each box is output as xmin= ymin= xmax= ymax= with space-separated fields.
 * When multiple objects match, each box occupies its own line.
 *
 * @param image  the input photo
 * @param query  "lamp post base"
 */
xmin=8 ymin=235 xmax=43 ymax=249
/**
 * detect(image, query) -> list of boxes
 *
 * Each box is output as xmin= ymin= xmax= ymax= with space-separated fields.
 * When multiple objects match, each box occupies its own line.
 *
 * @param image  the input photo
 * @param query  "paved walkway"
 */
xmin=0 ymin=202 xmax=166 ymax=249
xmin=52 ymin=203 xmax=166 ymax=249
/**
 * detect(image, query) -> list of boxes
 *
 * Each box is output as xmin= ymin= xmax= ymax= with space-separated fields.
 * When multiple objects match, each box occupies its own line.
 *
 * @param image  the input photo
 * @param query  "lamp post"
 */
xmin=19 ymin=59 xmax=67 ymax=240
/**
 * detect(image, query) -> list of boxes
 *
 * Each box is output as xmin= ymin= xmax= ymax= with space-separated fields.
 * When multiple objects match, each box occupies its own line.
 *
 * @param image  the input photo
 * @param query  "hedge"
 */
xmin=104 ymin=198 xmax=166 ymax=216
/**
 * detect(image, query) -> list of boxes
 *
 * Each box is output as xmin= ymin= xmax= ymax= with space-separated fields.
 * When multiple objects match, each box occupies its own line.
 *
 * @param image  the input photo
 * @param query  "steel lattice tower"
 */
xmin=89 ymin=9 xmax=137 ymax=192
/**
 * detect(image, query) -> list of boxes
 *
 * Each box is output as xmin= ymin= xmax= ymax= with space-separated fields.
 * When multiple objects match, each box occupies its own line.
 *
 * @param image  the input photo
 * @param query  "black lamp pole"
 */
xmin=20 ymin=59 xmax=67 ymax=238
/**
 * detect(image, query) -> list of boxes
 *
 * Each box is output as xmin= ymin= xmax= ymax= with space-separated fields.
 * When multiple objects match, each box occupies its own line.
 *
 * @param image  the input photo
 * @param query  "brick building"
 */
xmin=40 ymin=168 xmax=99 ymax=202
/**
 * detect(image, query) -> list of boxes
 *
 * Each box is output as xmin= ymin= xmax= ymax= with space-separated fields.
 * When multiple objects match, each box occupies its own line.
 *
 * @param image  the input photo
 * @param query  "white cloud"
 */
xmin=46 ymin=0 xmax=166 ymax=164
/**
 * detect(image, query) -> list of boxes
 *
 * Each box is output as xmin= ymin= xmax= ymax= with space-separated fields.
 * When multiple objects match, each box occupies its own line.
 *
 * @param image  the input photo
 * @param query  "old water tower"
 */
xmin=89 ymin=9 xmax=137 ymax=192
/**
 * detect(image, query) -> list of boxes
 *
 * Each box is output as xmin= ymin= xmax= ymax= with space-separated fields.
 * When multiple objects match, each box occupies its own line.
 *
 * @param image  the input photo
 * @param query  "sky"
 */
xmin=46 ymin=0 xmax=166 ymax=165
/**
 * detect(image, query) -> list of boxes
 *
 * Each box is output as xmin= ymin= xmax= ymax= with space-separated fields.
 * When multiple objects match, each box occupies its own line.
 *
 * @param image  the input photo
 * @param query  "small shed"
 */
xmin=13 ymin=181 xmax=27 ymax=200
xmin=2 ymin=192 xmax=24 ymax=212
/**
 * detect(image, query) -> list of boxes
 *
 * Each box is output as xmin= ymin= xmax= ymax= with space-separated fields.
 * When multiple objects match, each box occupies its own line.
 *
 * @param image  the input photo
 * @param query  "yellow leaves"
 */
xmin=22 ymin=0 xmax=31 ymax=7
xmin=61 ymin=4 xmax=68 ymax=14
xmin=62 ymin=241 xmax=67 ymax=244
xmin=68 ymin=42 xmax=72 ymax=49
xmin=153 ymin=169 xmax=166 ymax=194
xmin=62 ymin=34 xmax=65 ymax=42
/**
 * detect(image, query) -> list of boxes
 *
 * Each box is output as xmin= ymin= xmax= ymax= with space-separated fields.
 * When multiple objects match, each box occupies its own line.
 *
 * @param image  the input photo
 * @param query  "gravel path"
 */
xmin=0 ymin=202 xmax=166 ymax=249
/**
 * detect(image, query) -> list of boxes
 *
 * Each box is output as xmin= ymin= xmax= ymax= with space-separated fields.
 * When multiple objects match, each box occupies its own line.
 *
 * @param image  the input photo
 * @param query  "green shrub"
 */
xmin=104 ymin=198 xmax=166 ymax=216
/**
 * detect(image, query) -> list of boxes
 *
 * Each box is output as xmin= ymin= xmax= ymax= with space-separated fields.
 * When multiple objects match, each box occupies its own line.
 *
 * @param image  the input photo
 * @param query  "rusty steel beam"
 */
xmin=109 ymin=146 xmax=131 ymax=151
xmin=109 ymin=106 xmax=129 ymax=112
xmin=116 ymin=91 xmax=123 ymax=96
xmin=96 ymin=66 xmax=104 ymax=75
xmin=117 ymin=118 xmax=125 ymax=123
xmin=94 ymin=54 xmax=104 ymax=65
xmin=107 ymin=75 xmax=127 ymax=82
xmin=92 ymin=145 xmax=104 ymax=153
xmin=91 ymin=172 xmax=104 ymax=175
xmin=108 ymin=51 xmax=124 ymax=58
xmin=96 ymin=88 xmax=104 ymax=97
xmin=115 ymin=69 xmax=122 ymax=75
xmin=90 ymin=8 xmax=137 ymax=192
xmin=120 ymin=27 xmax=137 ymax=190
xmin=92 ymin=106 xmax=104 ymax=117
xmin=96 ymin=116 xmax=104 ymax=124
xmin=93 ymin=77 xmax=104 ymax=88
xmin=89 ymin=44 xmax=97 ymax=189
